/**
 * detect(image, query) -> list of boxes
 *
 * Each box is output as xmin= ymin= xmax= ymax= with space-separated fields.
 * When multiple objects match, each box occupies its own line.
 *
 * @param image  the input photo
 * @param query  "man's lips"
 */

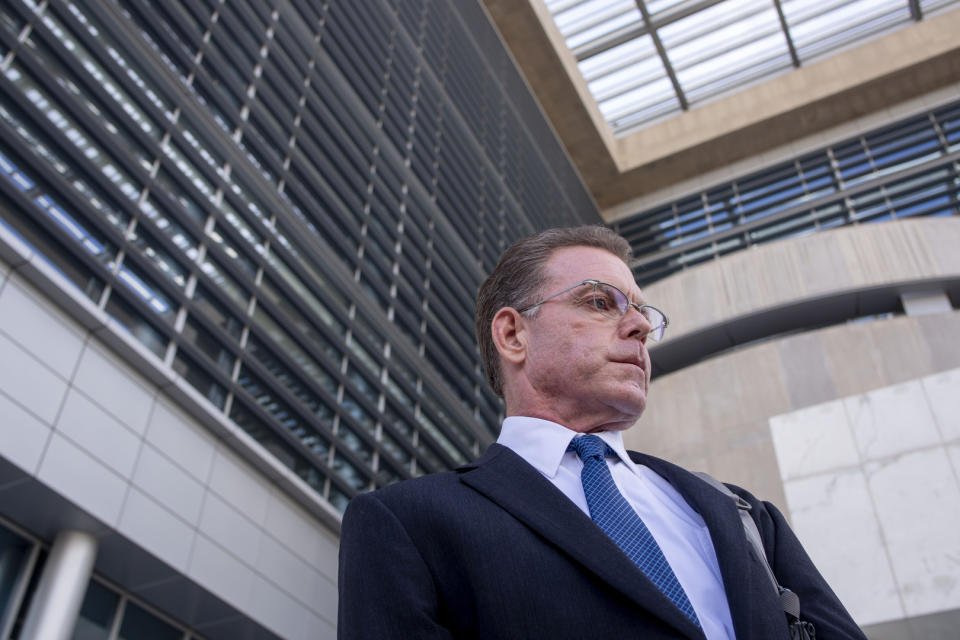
xmin=612 ymin=358 xmax=645 ymax=373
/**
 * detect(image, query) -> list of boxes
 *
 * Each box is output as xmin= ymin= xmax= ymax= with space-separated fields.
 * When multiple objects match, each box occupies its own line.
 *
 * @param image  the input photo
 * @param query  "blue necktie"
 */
xmin=568 ymin=434 xmax=701 ymax=628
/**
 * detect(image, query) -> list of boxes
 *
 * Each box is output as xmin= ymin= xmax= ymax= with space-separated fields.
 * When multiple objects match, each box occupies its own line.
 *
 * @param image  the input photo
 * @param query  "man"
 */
xmin=338 ymin=226 xmax=865 ymax=639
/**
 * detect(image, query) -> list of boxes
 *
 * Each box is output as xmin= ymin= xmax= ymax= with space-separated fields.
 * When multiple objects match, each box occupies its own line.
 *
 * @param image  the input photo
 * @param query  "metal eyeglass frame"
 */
xmin=515 ymin=279 xmax=669 ymax=341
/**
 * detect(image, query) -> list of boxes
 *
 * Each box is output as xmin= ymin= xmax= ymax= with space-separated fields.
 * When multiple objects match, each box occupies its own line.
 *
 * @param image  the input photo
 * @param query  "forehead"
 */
xmin=544 ymin=246 xmax=640 ymax=296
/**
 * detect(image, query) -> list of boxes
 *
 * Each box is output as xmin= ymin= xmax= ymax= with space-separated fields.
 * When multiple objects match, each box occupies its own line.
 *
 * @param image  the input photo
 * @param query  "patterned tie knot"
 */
xmin=568 ymin=434 xmax=610 ymax=462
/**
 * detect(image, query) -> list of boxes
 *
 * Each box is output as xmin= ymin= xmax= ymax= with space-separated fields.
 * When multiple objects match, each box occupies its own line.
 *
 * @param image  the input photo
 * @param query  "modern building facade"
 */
xmin=2 ymin=1 xmax=960 ymax=639
xmin=0 ymin=0 xmax=598 ymax=638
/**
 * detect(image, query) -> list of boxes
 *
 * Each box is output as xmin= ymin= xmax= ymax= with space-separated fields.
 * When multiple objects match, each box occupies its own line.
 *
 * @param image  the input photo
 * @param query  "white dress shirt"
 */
xmin=497 ymin=416 xmax=735 ymax=640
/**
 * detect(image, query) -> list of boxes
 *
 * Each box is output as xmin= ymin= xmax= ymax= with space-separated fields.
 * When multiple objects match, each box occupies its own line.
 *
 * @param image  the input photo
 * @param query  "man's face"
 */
xmin=518 ymin=246 xmax=653 ymax=432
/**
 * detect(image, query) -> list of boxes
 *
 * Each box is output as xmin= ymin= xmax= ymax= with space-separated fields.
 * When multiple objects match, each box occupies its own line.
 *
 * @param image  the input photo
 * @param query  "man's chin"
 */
xmin=604 ymin=394 xmax=646 ymax=427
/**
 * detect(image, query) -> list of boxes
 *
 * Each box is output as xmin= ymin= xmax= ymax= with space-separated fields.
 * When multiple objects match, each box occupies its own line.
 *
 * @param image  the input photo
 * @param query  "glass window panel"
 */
xmin=676 ymin=34 xmax=791 ymax=102
xmin=204 ymin=221 xmax=258 ymax=279
xmin=416 ymin=409 xmax=466 ymax=465
xmin=376 ymin=464 xmax=402 ymax=487
xmin=783 ymin=0 xmax=910 ymax=62
xmin=0 ymin=6 xmax=27 ymax=39
xmin=5 ymin=62 xmax=144 ymax=203
xmin=103 ymin=293 xmax=168 ymax=357
xmin=152 ymin=167 xmax=207 ymax=228
xmin=182 ymin=317 xmax=235 ymax=374
xmin=421 ymin=395 xmax=475 ymax=452
xmin=160 ymin=138 xmax=216 ymax=203
xmin=0 ymin=144 xmax=121 ymax=290
xmin=70 ymin=581 xmax=118 ymax=640
xmin=328 ymin=487 xmax=350 ymax=514
xmin=117 ymin=600 xmax=181 ymax=640
xmin=546 ymin=0 xmax=933 ymax=134
xmin=128 ymin=225 xmax=189 ymax=290
xmin=565 ymin=7 xmax=641 ymax=51
xmin=179 ymin=126 xmax=227 ymax=180
xmin=254 ymin=279 xmax=342 ymax=377
xmin=63 ymin=3 xmax=173 ymax=124
xmin=384 ymin=370 xmax=414 ymax=410
xmin=585 ymin=38 xmax=664 ymax=104
xmin=332 ymin=450 xmax=369 ymax=491
xmin=115 ymin=3 xmax=193 ymax=87
xmin=0 ymin=211 xmax=106 ymax=304
xmin=645 ymin=0 xmax=689 ymax=15
xmin=380 ymin=430 xmax=411 ymax=467
xmin=580 ymin=35 xmax=653 ymax=83
xmin=415 ymin=437 xmax=444 ymax=473
xmin=229 ymin=397 xmax=278 ymax=444
xmin=383 ymin=401 xmax=415 ymax=442
xmin=244 ymin=332 xmax=334 ymax=417
xmin=236 ymin=363 xmax=332 ymax=460
xmin=600 ymin=77 xmax=679 ymax=131
xmin=341 ymin=389 xmax=376 ymax=436
xmin=550 ymin=0 xmax=632 ymax=33
xmin=192 ymin=284 xmax=244 ymax=339
xmin=337 ymin=420 xmax=374 ymax=463
xmin=115 ymin=260 xmax=176 ymax=318
xmin=137 ymin=196 xmax=199 ymax=259
xmin=198 ymin=256 xmax=248 ymax=309
xmin=36 ymin=6 xmax=165 ymax=149
xmin=262 ymin=250 xmax=345 ymax=338
xmin=0 ymin=525 xmax=33 ymax=629
xmin=219 ymin=200 xmax=266 ymax=256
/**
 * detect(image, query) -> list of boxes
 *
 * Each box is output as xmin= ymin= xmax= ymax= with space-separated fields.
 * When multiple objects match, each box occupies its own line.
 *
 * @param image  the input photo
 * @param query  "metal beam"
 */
xmin=772 ymin=0 xmax=801 ymax=67
xmin=908 ymin=0 xmax=923 ymax=21
xmin=573 ymin=0 xmax=727 ymax=61
xmin=634 ymin=0 xmax=688 ymax=110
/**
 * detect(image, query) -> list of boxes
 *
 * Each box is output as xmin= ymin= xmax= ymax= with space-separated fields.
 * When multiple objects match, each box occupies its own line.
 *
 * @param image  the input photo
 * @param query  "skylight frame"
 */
xmin=542 ymin=0 xmax=956 ymax=136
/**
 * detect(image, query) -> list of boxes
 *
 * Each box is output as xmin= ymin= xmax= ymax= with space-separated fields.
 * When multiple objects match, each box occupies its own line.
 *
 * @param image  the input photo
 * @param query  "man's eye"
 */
xmin=592 ymin=293 xmax=618 ymax=311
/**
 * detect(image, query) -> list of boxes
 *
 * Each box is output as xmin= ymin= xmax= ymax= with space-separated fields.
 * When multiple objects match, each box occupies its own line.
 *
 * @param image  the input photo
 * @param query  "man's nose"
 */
xmin=620 ymin=305 xmax=653 ymax=343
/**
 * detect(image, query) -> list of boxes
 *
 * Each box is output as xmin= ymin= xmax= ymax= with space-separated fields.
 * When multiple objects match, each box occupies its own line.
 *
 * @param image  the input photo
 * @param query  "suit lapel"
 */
xmin=631 ymin=453 xmax=771 ymax=640
xmin=458 ymin=444 xmax=705 ymax=639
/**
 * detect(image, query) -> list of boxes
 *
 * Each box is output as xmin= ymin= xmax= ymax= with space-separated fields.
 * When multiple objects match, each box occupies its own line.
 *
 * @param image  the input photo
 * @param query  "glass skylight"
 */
xmin=542 ymin=0 xmax=960 ymax=135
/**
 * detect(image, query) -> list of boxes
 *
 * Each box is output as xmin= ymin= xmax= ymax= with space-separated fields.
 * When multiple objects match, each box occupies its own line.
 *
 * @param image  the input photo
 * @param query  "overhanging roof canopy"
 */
xmin=545 ymin=0 xmax=953 ymax=135
xmin=483 ymin=0 xmax=960 ymax=213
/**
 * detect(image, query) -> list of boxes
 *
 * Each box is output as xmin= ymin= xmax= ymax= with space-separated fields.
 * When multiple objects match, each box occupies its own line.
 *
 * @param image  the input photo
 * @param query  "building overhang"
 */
xmin=481 ymin=2 xmax=960 ymax=216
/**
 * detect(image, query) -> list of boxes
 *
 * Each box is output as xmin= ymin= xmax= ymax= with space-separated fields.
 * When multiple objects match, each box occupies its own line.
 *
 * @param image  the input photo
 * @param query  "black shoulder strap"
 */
xmin=694 ymin=472 xmax=810 ymax=636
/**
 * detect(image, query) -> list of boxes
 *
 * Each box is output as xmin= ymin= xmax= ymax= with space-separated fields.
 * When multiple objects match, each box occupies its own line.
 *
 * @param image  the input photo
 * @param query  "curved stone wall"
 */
xmin=644 ymin=217 xmax=960 ymax=340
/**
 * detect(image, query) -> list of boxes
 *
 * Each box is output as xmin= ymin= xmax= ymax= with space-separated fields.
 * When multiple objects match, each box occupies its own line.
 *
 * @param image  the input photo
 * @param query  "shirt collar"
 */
xmin=497 ymin=416 xmax=641 ymax=479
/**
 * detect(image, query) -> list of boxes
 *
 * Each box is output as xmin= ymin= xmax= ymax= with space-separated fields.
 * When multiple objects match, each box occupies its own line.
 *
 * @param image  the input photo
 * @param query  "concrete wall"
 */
xmin=0 ymin=252 xmax=339 ymax=639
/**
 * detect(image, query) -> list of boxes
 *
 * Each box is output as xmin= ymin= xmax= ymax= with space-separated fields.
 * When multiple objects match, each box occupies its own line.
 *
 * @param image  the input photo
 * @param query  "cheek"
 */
xmin=531 ymin=338 xmax=600 ymax=382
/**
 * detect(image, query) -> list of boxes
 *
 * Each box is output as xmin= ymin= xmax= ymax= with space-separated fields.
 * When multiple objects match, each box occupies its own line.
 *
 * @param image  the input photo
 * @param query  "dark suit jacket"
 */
xmin=338 ymin=443 xmax=866 ymax=639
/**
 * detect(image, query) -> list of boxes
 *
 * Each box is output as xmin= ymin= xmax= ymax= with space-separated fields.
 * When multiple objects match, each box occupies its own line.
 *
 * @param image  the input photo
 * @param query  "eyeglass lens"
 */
xmin=591 ymin=283 xmax=666 ymax=340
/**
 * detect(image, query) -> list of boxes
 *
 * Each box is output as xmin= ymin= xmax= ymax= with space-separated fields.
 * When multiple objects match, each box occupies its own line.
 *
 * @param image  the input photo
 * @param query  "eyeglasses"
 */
xmin=516 ymin=279 xmax=669 ymax=341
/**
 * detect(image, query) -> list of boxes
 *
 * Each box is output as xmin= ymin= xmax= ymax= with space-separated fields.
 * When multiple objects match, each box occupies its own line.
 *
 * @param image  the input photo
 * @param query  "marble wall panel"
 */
xmin=770 ymin=366 xmax=960 ymax=628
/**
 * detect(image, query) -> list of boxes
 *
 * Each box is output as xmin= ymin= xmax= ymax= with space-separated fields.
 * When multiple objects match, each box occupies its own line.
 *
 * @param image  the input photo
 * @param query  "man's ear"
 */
xmin=491 ymin=307 xmax=527 ymax=365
